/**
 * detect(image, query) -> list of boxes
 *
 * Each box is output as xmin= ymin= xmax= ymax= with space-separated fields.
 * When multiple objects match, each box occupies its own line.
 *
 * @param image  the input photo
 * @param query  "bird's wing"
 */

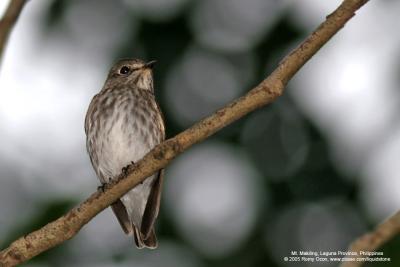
xmin=111 ymin=199 xmax=133 ymax=234
xmin=84 ymin=93 xmax=100 ymax=135
xmin=140 ymin=169 xmax=164 ymax=239
xmin=133 ymin=224 xmax=157 ymax=249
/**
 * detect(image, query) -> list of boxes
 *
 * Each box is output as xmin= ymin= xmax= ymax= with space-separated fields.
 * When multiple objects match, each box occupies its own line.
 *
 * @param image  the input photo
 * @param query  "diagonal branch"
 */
xmin=0 ymin=0 xmax=370 ymax=266
xmin=0 ymin=0 xmax=27 ymax=63
xmin=340 ymin=211 xmax=400 ymax=267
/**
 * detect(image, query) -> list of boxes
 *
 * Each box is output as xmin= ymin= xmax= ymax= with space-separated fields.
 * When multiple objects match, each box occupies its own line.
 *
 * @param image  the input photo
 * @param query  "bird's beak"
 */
xmin=144 ymin=60 xmax=157 ymax=69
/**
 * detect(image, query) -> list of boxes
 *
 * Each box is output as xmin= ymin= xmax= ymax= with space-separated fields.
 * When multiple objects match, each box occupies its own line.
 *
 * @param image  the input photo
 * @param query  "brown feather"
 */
xmin=143 ymin=228 xmax=157 ymax=248
xmin=140 ymin=169 xmax=164 ymax=239
xmin=110 ymin=200 xmax=132 ymax=234
xmin=133 ymin=225 xmax=157 ymax=249
xmin=133 ymin=225 xmax=145 ymax=249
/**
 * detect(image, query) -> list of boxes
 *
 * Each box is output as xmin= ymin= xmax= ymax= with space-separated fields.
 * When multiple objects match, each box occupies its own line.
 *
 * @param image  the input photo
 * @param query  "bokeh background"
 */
xmin=1 ymin=0 xmax=399 ymax=266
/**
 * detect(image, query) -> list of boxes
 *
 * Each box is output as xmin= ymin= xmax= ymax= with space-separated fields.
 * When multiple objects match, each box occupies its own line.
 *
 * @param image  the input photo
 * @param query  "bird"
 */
xmin=84 ymin=58 xmax=165 ymax=249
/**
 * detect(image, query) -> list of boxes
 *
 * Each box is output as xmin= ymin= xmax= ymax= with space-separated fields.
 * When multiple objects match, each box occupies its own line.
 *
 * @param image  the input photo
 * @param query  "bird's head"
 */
xmin=105 ymin=58 xmax=156 ymax=92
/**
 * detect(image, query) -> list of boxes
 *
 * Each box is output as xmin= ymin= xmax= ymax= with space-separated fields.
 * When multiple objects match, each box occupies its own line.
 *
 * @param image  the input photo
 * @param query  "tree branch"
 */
xmin=0 ymin=0 xmax=370 ymax=266
xmin=340 ymin=211 xmax=400 ymax=267
xmin=0 ymin=0 xmax=27 ymax=64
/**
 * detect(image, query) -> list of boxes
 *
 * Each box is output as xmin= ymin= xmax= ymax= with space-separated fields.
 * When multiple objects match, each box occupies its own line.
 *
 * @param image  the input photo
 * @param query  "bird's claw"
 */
xmin=97 ymin=182 xmax=107 ymax=193
xmin=121 ymin=161 xmax=135 ymax=177
xmin=122 ymin=166 xmax=129 ymax=176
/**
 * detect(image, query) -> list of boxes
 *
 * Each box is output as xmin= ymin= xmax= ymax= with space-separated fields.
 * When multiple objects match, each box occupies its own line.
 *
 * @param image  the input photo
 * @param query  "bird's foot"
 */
xmin=121 ymin=161 xmax=135 ymax=177
xmin=97 ymin=181 xmax=108 ymax=193
xmin=121 ymin=166 xmax=129 ymax=176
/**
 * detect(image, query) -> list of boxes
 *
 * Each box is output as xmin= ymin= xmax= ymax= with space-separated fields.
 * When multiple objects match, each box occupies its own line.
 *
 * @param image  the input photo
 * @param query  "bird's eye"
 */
xmin=119 ymin=66 xmax=130 ymax=75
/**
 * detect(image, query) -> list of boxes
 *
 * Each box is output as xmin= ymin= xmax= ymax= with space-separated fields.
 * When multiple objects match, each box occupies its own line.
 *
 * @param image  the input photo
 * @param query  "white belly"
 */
xmin=96 ymin=117 xmax=151 ymax=181
xmin=94 ymin=111 xmax=155 ymax=228
xmin=86 ymin=88 xmax=164 ymax=229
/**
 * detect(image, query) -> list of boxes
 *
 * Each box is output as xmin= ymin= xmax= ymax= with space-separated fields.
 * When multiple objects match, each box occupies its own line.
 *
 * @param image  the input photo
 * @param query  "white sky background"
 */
xmin=0 ymin=0 xmax=400 ymax=263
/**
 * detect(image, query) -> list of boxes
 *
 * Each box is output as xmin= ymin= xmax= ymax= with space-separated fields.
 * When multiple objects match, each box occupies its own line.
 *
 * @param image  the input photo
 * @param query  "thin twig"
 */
xmin=0 ymin=0 xmax=370 ymax=266
xmin=0 ymin=0 xmax=27 ymax=64
xmin=340 ymin=211 xmax=400 ymax=267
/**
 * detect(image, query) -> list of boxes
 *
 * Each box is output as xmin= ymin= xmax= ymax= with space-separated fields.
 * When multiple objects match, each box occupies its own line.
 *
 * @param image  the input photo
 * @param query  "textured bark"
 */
xmin=0 ymin=0 xmax=27 ymax=64
xmin=340 ymin=211 xmax=400 ymax=267
xmin=0 ymin=0 xmax=372 ymax=266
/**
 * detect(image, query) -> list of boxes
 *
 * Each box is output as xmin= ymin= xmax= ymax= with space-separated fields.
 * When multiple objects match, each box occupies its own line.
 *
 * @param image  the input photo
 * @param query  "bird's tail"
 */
xmin=133 ymin=225 xmax=157 ymax=249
